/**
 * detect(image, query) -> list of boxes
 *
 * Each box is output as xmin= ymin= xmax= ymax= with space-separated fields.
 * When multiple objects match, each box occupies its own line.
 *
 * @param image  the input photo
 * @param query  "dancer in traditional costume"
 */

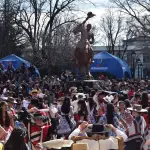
xmin=125 ymin=104 xmax=149 ymax=150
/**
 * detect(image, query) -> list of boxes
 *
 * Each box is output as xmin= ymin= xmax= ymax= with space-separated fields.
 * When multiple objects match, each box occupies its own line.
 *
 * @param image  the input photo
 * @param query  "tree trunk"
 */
xmin=31 ymin=41 xmax=38 ymax=63
xmin=112 ymin=43 xmax=115 ymax=55
xmin=47 ymin=25 xmax=53 ymax=76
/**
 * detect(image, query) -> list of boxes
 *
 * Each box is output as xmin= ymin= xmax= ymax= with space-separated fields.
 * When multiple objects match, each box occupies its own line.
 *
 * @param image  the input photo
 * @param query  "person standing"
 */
xmin=57 ymin=97 xmax=75 ymax=137
xmin=125 ymin=104 xmax=148 ymax=150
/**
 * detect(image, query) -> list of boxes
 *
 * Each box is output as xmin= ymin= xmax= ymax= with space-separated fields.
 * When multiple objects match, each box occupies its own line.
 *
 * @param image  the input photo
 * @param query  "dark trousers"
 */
xmin=124 ymin=138 xmax=142 ymax=150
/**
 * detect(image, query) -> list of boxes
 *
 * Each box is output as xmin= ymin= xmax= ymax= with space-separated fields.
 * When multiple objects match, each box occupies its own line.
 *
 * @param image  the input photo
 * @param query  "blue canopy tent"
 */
xmin=0 ymin=54 xmax=40 ymax=76
xmin=90 ymin=51 xmax=131 ymax=79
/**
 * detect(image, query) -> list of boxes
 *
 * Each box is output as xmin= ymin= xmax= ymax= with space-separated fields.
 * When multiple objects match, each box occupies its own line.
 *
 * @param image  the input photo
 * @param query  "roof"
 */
xmin=92 ymin=46 xmax=124 ymax=51
xmin=123 ymin=36 xmax=150 ymax=42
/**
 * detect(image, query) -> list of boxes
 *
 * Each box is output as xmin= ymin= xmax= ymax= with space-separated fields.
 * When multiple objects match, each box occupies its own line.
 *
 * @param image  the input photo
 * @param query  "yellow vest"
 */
xmin=0 ymin=143 xmax=3 ymax=150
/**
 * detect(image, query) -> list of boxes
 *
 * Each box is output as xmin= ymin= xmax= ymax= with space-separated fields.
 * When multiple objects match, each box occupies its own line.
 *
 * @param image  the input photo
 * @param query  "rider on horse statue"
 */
xmin=73 ymin=12 xmax=95 ymax=65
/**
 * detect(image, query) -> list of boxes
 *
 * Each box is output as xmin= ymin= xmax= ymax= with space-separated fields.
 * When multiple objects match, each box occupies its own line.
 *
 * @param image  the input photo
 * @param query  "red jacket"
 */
xmin=30 ymin=125 xmax=50 ymax=146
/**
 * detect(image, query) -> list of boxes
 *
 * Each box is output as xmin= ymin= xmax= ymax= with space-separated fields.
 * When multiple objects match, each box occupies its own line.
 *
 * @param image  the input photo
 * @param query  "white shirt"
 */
xmin=71 ymin=101 xmax=78 ymax=113
xmin=116 ymin=128 xmax=128 ymax=141
xmin=50 ymin=104 xmax=58 ymax=118
xmin=23 ymin=100 xmax=30 ymax=109
xmin=68 ymin=128 xmax=87 ymax=140
xmin=68 ymin=127 xmax=127 ymax=141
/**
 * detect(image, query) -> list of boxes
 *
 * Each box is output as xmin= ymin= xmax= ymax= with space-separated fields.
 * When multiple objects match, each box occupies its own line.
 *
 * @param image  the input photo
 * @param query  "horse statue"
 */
xmin=73 ymin=12 xmax=95 ymax=80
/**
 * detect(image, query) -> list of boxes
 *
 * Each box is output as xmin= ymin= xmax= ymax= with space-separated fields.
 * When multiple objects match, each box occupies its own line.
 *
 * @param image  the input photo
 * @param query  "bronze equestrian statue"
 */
xmin=73 ymin=12 xmax=95 ymax=80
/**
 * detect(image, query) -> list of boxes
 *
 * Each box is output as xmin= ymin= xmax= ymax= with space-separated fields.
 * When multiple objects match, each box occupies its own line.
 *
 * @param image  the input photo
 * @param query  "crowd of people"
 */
xmin=0 ymin=62 xmax=150 ymax=150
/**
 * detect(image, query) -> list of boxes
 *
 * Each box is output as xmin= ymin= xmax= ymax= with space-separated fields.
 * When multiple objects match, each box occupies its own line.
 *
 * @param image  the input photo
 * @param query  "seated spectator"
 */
xmin=3 ymin=128 xmax=28 ymax=150
xmin=0 ymin=101 xmax=13 ymax=141
xmin=70 ymin=123 xmax=127 ymax=142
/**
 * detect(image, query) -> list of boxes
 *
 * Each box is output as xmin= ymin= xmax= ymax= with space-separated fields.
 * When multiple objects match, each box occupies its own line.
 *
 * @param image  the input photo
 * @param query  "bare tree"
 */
xmin=119 ymin=15 xmax=150 ymax=60
xmin=11 ymin=0 xmax=94 ymax=74
xmin=0 ymin=0 xmax=25 ymax=58
xmin=13 ymin=0 xmax=78 ymax=58
xmin=120 ymin=17 xmax=137 ymax=59
xmin=111 ymin=0 xmax=150 ymax=36
xmin=99 ymin=8 xmax=124 ymax=55
xmin=43 ymin=17 xmax=77 ymax=69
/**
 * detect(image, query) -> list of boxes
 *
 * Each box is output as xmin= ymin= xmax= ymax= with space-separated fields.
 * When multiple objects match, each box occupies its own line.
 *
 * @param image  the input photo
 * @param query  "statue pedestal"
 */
xmin=66 ymin=80 xmax=99 ymax=91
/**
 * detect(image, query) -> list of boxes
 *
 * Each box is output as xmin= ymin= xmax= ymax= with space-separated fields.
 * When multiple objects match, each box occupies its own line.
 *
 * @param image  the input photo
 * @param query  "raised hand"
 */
xmin=87 ymin=12 xmax=96 ymax=19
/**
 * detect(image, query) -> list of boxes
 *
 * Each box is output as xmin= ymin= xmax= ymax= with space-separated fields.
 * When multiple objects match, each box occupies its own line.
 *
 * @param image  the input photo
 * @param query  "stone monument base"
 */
xmin=66 ymin=80 xmax=99 ymax=91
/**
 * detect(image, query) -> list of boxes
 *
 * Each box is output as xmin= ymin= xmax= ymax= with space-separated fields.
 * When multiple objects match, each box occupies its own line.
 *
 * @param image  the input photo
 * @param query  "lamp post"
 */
xmin=136 ymin=58 xmax=141 ymax=78
xmin=131 ymin=51 xmax=136 ymax=78
xmin=140 ymin=63 xmax=144 ymax=79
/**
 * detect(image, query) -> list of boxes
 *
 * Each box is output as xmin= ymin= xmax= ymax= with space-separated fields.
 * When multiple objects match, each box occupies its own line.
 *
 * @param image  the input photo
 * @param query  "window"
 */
xmin=127 ymin=53 xmax=132 ymax=66
xmin=143 ymin=54 xmax=150 ymax=63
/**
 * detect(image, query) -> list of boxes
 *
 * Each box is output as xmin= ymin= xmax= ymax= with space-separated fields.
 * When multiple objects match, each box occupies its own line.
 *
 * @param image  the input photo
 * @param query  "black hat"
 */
xmin=33 ymin=111 xmax=46 ymax=120
xmin=88 ymin=124 xmax=108 ymax=134
xmin=87 ymin=12 xmax=96 ymax=18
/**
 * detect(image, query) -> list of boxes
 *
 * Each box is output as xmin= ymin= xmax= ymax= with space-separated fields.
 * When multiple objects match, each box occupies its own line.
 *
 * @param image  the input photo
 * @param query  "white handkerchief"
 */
xmin=76 ymin=137 xmax=118 ymax=150
xmin=99 ymin=137 xmax=118 ymax=150
xmin=77 ymin=139 xmax=98 ymax=150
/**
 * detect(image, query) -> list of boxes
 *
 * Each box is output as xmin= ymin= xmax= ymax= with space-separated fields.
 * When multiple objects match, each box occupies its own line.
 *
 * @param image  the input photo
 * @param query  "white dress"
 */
xmin=57 ymin=106 xmax=74 ymax=135
xmin=87 ymin=103 xmax=96 ymax=124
